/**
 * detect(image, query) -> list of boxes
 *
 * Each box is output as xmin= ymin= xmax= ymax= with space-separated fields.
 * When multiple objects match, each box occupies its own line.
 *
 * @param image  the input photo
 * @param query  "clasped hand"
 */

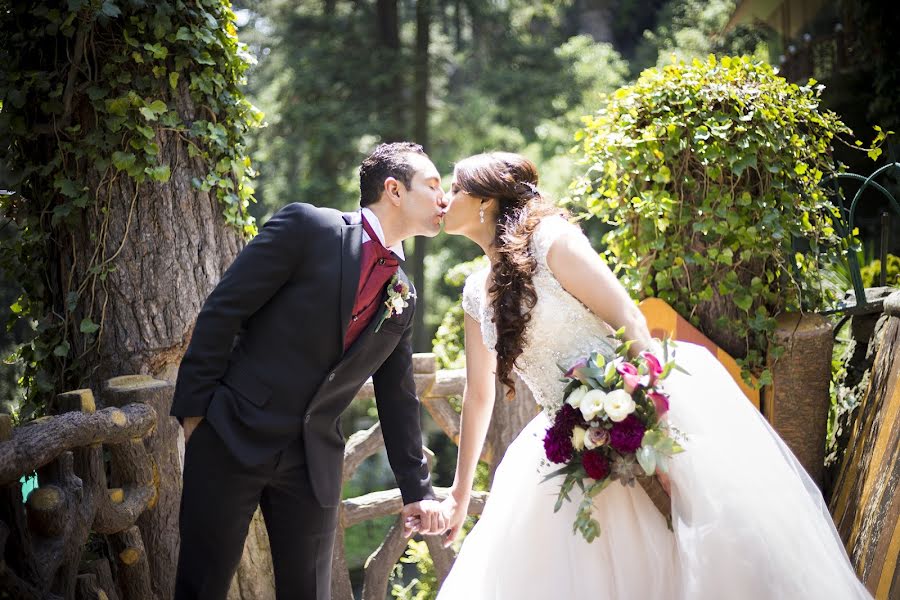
xmin=401 ymin=500 xmax=447 ymax=538
xmin=402 ymin=493 xmax=471 ymax=545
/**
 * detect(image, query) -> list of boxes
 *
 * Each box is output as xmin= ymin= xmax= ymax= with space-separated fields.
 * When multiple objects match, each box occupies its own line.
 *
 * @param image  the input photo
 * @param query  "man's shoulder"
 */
xmin=273 ymin=202 xmax=349 ymax=227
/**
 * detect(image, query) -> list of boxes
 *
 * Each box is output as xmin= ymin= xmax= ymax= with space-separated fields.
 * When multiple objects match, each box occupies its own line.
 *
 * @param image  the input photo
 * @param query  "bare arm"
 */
xmin=546 ymin=229 xmax=654 ymax=355
xmin=443 ymin=312 xmax=497 ymax=543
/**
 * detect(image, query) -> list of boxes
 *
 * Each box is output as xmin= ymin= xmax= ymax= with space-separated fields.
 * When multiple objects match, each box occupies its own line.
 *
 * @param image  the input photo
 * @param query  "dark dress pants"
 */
xmin=174 ymin=419 xmax=337 ymax=600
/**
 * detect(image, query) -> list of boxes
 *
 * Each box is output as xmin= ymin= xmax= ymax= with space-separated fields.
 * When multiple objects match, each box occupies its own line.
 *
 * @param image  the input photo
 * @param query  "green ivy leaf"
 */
xmin=145 ymin=165 xmax=171 ymax=182
xmin=111 ymin=151 xmax=136 ymax=171
xmin=734 ymin=293 xmax=753 ymax=312
xmin=79 ymin=318 xmax=100 ymax=334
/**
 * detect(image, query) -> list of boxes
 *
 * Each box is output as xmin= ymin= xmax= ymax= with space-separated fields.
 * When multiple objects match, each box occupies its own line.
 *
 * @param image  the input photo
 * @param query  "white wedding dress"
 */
xmin=436 ymin=216 xmax=871 ymax=599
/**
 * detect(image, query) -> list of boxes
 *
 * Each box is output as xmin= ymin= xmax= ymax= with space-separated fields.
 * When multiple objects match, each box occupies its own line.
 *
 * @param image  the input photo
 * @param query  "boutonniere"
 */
xmin=374 ymin=273 xmax=415 ymax=332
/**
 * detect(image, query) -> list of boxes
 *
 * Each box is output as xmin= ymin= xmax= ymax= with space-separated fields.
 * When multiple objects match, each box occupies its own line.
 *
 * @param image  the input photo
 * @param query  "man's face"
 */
xmin=396 ymin=153 xmax=447 ymax=237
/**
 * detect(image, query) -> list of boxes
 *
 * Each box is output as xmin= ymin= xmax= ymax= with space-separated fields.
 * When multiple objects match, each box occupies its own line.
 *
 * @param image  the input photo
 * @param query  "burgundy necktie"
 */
xmin=344 ymin=217 xmax=399 ymax=350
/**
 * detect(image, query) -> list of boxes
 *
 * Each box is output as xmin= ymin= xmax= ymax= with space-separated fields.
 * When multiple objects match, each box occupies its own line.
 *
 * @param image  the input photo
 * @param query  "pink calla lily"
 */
xmin=622 ymin=372 xmax=643 ymax=394
xmin=647 ymin=390 xmax=670 ymax=417
xmin=616 ymin=361 xmax=642 ymax=393
xmin=616 ymin=362 xmax=638 ymax=376
xmin=565 ymin=358 xmax=590 ymax=381
xmin=640 ymin=351 xmax=663 ymax=386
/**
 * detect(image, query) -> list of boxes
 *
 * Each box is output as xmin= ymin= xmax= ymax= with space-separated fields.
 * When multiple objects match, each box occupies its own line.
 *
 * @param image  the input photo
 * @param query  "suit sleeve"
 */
xmin=171 ymin=203 xmax=309 ymax=420
xmin=372 ymin=302 xmax=436 ymax=505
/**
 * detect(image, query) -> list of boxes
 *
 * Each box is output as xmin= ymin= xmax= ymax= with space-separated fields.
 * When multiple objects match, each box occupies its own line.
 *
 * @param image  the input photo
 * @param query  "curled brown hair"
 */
xmin=455 ymin=152 xmax=567 ymax=398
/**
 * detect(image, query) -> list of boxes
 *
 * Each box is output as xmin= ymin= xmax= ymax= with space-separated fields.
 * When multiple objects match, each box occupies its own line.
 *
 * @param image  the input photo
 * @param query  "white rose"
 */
xmin=565 ymin=385 xmax=589 ymax=408
xmin=603 ymin=389 xmax=636 ymax=422
xmin=391 ymin=296 xmax=406 ymax=313
xmin=571 ymin=426 xmax=586 ymax=451
xmin=579 ymin=389 xmax=608 ymax=421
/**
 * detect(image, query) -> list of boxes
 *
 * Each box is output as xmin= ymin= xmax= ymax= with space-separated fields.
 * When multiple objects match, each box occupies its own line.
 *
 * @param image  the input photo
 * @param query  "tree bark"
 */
xmin=411 ymin=0 xmax=432 ymax=353
xmin=110 ymin=525 xmax=157 ymax=600
xmin=375 ymin=0 xmax=404 ymax=141
xmin=486 ymin=374 xmax=540 ymax=483
xmin=52 ymin=10 xmax=243 ymax=599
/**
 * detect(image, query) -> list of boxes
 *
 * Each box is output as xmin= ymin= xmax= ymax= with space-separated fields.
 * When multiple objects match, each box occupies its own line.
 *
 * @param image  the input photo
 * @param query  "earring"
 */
xmin=479 ymin=206 xmax=485 ymax=224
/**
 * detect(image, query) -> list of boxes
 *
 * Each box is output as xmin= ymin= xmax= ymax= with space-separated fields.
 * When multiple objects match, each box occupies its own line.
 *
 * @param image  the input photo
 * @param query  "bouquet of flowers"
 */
xmin=542 ymin=329 xmax=686 ymax=542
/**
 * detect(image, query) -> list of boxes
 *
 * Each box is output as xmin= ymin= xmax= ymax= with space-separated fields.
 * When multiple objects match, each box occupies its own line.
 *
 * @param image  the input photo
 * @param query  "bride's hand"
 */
xmin=441 ymin=491 xmax=470 ymax=547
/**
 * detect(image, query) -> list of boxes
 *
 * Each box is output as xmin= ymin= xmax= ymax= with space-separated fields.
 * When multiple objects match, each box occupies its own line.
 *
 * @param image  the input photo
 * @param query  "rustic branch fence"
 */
xmin=0 ymin=356 xmax=526 ymax=600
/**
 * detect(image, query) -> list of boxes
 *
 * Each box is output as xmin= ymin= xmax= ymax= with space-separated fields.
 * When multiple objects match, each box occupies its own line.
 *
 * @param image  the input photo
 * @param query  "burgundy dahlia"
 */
xmin=582 ymin=450 xmax=611 ymax=480
xmin=556 ymin=402 xmax=583 ymax=431
xmin=609 ymin=414 xmax=646 ymax=453
xmin=543 ymin=425 xmax=574 ymax=464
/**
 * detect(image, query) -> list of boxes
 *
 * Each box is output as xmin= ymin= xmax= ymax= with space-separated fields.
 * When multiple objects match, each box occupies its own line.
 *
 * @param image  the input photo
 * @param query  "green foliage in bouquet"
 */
xmin=570 ymin=55 xmax=887 ymax=380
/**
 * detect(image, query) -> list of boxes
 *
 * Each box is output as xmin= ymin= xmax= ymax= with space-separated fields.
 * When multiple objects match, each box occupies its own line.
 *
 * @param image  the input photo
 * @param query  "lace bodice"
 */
xmin=462 ymin=216 xmax=617 ymax=411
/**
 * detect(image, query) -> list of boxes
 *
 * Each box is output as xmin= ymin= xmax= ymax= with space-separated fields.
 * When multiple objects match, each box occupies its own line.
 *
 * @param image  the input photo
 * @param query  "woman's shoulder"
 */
xmin=462 ymin=266 xmax=490 ymax=321
xmin=531 ymin=214 xmax=582 ymax=267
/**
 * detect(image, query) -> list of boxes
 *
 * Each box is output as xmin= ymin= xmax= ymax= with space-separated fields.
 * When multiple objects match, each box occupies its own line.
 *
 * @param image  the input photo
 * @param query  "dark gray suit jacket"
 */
xmin=170 ymin=202 xmax=434 ymax=507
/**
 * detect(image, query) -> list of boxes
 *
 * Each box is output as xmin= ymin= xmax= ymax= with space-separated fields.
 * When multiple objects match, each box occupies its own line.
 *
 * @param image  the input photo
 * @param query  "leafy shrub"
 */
xmin=432 ymin=256 xmax=489 ymax=370
xmin=571 ymin=55 xmax=883 ymax=379
xmin=860 ymin=254 xmax=900 ymax=288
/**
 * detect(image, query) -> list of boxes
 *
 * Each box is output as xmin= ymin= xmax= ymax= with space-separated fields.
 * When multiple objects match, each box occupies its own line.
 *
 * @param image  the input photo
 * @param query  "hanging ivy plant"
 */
xmin=570 ymin=55 xmax=886 ymax=383
xmin=0 ymin=0 xmax=262 ymax=416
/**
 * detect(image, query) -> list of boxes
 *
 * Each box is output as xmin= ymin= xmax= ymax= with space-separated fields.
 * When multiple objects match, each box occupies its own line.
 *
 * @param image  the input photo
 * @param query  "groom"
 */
xmin=171 ymin=142 xmax=448 ymax=599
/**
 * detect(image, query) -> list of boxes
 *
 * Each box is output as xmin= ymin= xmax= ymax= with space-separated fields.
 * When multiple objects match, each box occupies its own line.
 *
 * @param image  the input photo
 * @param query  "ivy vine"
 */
xmin=0 ymin=0 xmax=261 ymax=417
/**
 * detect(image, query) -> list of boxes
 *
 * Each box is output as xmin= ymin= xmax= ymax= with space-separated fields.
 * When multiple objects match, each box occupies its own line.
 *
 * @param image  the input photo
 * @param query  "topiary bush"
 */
xmin=571 ymin=55 xmax=885 ymax=381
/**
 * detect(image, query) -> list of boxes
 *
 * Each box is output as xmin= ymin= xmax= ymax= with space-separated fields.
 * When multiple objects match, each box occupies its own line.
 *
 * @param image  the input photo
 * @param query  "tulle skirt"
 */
xmin=437 ymin=343 xmax=871 ymax=599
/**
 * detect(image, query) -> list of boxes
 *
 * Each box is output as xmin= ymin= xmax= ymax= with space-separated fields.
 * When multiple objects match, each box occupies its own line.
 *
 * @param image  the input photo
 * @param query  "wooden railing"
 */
xmin=330 ymin=353 xmax=493 ymax=600
xmin=0 ymin=376 xmax=180 ymax=600
xmin=830 ymin=290 xmax=900 ymax=598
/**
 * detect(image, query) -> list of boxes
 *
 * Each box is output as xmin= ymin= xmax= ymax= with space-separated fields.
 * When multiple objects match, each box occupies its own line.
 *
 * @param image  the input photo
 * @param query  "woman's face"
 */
xmin=442 ymin=173 xmax=483 ymax=236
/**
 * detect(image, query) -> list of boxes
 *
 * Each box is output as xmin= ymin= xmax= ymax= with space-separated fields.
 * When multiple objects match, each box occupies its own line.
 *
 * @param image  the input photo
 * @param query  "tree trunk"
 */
xmin=411 ymin=0 xmax=431 ymax=353
xmin=487 ymin=375 xmax=540 ymax=483
xmin=2 ymin=3 xmax=252 ymax=598
xmin=75 ymin=99 xmax=243 ymax=390
xmin=67 ymin=83 xmax=241 ymax=600
xmin=376 ymin=0 xmax=404 ymax=141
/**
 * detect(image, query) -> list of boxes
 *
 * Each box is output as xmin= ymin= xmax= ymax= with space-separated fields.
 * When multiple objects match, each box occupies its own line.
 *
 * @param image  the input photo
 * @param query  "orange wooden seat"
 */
xmin=638 ymin=297 xmax=761 ymax=410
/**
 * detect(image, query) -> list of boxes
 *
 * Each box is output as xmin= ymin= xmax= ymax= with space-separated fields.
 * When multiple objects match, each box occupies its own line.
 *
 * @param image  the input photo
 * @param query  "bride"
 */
xmin=433 ymin=152 xmax=870 ymax=599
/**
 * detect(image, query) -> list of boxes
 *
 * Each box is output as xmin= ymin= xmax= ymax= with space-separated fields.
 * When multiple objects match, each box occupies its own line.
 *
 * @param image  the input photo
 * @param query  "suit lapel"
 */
xmin=339 ymin=213 xmax=363 ymax=346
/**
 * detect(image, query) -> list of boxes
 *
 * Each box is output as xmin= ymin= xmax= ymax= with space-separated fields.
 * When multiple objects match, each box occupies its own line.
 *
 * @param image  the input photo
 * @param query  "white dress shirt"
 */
xmin=361 ymin=207 xmax=405 ymax=260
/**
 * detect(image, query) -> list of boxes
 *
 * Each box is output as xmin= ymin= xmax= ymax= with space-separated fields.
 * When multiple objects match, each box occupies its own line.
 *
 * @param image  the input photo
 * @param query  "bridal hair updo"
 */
xmin=454 ymin=152 xmax=567 ymax=398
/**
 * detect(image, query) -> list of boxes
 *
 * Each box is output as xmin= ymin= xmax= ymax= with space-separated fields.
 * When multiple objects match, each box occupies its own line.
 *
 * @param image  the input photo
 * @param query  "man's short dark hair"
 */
xmin=359 ymin=142 xmax=427 ymax=207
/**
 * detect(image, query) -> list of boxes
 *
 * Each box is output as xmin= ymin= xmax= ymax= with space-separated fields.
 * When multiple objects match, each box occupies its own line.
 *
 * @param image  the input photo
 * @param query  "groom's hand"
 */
xmin=401 ymin=500 xmax=447 ymax=538
xmin=183 ymin=416 xmax=204 ymax=444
